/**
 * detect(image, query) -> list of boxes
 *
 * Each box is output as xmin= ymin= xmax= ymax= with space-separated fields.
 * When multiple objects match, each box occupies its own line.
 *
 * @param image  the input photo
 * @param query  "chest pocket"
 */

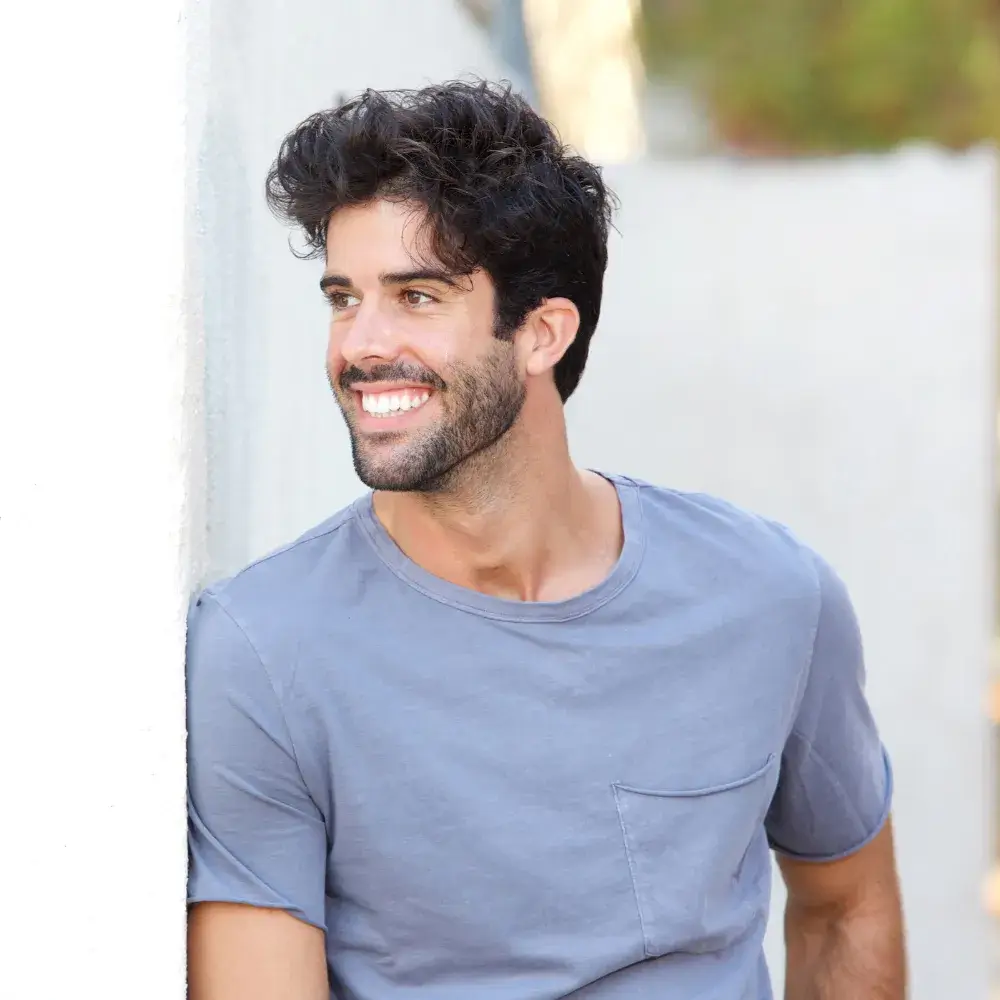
xmin=612 ymin=754 xmax=778 ymax=958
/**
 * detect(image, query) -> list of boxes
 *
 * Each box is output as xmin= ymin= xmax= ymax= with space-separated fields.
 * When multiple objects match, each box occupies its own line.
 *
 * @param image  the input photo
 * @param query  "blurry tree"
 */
xmin=638 ymin=0 xmax=1000 ymax=153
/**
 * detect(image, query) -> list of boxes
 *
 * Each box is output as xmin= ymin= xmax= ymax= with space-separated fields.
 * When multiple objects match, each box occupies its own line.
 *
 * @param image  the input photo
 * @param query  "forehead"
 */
xmin=325 ymin=199 xmax=435 ymax=270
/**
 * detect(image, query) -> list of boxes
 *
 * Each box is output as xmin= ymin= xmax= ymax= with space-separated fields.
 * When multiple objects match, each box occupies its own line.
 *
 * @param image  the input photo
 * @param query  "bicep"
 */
xmin=778 ymin=816 xmax=900 ymax=915
xmin=188 ymin=902 xmax=328 ymax=1000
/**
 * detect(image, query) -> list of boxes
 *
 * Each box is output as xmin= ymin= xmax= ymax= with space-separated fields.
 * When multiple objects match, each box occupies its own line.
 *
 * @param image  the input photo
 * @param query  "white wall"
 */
xmin=579 ymin=149 xmax=996 ymax=999
xmin=1 ymin=2 xmax=198 ymax=998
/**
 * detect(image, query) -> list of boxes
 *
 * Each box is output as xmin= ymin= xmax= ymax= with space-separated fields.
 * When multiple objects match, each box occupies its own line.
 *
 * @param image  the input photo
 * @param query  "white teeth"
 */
xmin=361 ymin=389 xmax=432 ymax=418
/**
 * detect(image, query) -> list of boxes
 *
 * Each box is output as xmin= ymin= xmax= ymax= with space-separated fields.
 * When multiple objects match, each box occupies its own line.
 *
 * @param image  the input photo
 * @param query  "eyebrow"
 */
xmin=319 ymin=268 xmax=465 ymax=292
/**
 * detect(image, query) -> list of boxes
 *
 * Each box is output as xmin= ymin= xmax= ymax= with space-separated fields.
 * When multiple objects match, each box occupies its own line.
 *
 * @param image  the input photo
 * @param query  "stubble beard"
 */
xmin=335 ymin=344 xmax=527 ymax=494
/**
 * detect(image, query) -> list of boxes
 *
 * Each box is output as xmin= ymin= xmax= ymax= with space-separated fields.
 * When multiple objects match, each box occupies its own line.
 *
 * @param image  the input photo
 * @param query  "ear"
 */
xmin=519 ymin=297 xmax=580 ymax=379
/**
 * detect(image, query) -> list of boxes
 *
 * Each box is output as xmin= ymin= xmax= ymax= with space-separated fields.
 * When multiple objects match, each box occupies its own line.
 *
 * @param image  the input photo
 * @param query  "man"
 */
xmin=187 ymin=80 xmax=905 ymax=1000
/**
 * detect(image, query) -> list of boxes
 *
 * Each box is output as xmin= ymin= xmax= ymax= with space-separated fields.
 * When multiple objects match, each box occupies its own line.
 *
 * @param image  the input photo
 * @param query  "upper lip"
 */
xmin=350 ymin=382 xmax=434 ymax=394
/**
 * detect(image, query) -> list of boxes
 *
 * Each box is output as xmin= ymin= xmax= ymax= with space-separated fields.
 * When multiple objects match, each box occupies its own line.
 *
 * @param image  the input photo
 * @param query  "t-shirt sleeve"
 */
xmin=186 ymin=591 xmax=328 ymax=929
xmin=765 ymin=550 xmax=893 ymax=862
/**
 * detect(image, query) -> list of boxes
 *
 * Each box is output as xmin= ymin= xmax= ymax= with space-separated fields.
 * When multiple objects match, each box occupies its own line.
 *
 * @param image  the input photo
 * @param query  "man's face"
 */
xmin=324 ymin=199 xmax=526 ymax=492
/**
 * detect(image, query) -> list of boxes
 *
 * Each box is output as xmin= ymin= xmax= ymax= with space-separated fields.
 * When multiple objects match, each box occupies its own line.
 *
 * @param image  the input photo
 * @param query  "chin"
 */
xmin=355 ymin=468 xmax=422 ymax=493
xmin=353 ymin=450 xmax=421 ymax=492
xmin=354 ymin=454 xmax=454 ymax=494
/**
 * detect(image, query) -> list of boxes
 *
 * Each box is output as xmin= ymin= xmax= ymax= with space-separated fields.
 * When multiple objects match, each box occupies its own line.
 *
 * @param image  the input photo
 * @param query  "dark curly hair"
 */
xmin=265 ymin=79 xmax=616 ymax=402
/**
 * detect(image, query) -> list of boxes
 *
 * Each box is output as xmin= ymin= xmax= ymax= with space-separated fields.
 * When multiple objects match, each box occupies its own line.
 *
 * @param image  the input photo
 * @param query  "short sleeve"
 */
xmin=765 ymin=551 xmax=893 ymax=862
xmin=186 ymin=591 xmax=328 ymax=929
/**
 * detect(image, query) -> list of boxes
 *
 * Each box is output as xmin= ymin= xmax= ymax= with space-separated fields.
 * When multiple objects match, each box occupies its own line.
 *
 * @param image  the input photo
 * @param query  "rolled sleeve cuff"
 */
xmin=768 ymin=745 xmax=893 ymax=864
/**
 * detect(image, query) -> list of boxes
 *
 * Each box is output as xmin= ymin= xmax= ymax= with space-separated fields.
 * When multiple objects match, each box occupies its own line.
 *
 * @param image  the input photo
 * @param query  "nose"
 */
xmin=337 ymin=299 xmax=399 ymax=366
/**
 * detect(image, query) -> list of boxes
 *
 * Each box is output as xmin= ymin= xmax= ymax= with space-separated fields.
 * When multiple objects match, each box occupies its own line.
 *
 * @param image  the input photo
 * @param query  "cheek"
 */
xmin=429 ymin=313 xmax=490 ymax=368
xmin=326 ymin=323 xmax=346 ymax=369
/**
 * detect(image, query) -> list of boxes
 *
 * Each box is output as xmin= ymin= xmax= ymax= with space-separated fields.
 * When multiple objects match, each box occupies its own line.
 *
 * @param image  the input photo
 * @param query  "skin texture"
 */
xmin=780 ymin=821 xmax=906 ymax=999
xmin=188 ymin=903 xmax=328 ymax=1000
xmin=322 ymin=197 xmax=624 ymax=603
xmin=188 ymin=198 xmax=906 ymax=998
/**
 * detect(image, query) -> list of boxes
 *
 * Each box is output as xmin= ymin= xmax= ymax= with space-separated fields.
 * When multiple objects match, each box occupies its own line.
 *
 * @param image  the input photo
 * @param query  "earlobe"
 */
xmin=524 ymin=352 xmax=547 ymax=377
xmin=525 ymin=297 xmax=580 ymax=378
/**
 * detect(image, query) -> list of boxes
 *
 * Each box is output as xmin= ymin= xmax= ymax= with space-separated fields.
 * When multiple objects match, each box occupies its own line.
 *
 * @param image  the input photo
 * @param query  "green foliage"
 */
xmin=639 ymin=0 xmax=1000 ymax=152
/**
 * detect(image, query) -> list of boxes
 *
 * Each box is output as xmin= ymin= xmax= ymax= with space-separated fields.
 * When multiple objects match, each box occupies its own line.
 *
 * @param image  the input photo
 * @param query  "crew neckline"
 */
xmin=352 ymin=472 xmax=646 ymax=623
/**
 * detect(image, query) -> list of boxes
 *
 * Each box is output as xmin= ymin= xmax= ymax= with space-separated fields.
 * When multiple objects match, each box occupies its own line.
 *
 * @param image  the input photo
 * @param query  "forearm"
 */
xmin=783 ymin=894 xmax=905 ymax=1000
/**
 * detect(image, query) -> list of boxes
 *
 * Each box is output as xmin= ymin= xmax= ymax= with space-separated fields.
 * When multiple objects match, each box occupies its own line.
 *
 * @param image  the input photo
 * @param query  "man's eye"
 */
xmin=403 ymin=289 xmax=433 ymax=306
xmin=328 ymin=292 xmax=359 ymax=311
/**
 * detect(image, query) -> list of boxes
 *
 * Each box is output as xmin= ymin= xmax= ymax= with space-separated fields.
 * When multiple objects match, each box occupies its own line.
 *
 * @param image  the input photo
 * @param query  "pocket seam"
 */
xmin=612 ymin=753 xmax=777 ymax=800
xmin=611 ymin=754 xmax=778 ymax=959
xmin=612 ymin=783 xmax=654 ymax=959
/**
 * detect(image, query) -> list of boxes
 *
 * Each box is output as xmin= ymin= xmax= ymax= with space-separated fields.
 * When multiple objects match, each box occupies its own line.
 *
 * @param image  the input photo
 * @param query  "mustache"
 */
xmin=338 ymin=363 xmax=446 ymax=392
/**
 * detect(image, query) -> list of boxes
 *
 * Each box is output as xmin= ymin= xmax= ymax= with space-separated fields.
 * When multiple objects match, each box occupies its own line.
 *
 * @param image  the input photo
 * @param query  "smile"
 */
xmin=360 ymin=388 xmax=432 ymax=418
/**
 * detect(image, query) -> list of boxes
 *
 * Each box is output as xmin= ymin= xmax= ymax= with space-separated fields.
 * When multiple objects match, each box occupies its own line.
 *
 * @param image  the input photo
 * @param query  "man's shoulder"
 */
xmin=194 ymin=500 xmax=368 ymax=655
xmin=623 ymin=475 xmax=820 ymax=588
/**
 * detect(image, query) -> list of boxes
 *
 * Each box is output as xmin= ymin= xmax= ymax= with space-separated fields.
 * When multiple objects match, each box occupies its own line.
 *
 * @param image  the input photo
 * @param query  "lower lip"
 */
xmin=354 ymin=393 xmax=435 ymax=430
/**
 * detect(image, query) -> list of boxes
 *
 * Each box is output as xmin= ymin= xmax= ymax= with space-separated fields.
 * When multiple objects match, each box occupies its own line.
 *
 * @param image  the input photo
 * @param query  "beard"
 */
xmin=331 ymin=343 xmax=526 ymax=493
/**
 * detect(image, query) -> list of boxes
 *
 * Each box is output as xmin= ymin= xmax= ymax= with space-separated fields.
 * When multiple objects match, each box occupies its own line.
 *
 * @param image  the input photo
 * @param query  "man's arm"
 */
xmin=188 ymin=903 xmax=329 ymax=1000
xmin=186 ymin=592 xmax=332 ymax=1000
xmin=763 ymin=546 xmax=903 ymax=997
xmin=778 ymin=819 xmax=905 ymax=1000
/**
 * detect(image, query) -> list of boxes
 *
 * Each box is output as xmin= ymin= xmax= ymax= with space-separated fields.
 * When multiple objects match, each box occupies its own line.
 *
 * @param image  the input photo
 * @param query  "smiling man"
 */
xmin=186 ymin=81 xmax=905 ymax=1000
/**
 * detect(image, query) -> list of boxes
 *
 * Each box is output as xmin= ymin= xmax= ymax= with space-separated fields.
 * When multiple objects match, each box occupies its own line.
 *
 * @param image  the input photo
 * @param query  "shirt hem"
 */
xmin=187 ymin=893 xmax=327 ymax=933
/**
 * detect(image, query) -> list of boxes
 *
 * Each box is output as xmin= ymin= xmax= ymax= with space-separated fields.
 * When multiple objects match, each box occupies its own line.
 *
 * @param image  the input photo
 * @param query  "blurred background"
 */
xmin=471 ymin=0 xmax=1000 ymax=158
xmin=192 ymin=2 xmax=996 ymax=997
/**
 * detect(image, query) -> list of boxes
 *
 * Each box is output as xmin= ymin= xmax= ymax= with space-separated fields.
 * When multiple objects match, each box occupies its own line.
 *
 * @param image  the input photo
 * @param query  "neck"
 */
xmin=372 ymin=394 xmax=622 ymax=602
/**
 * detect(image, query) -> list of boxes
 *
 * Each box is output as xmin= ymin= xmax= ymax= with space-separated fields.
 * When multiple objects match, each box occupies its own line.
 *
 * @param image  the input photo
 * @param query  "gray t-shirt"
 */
xmin=187 ymin=474 xmax=891 ymax=1000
